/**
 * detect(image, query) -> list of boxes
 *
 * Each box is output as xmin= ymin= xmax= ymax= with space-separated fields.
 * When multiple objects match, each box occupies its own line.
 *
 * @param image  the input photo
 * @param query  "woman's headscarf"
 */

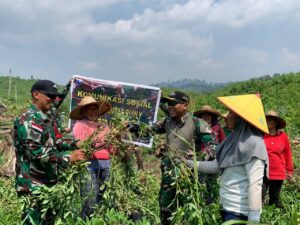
xmin=216 ymin=116 xmax=268 ymax=169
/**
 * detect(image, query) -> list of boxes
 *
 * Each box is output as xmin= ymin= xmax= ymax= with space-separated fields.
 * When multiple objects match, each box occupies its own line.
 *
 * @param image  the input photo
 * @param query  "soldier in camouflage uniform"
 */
xmin=13 ymin=80 xmax=85 ymax=225
xmin=152 ymin=91 xmax=215 ymax=225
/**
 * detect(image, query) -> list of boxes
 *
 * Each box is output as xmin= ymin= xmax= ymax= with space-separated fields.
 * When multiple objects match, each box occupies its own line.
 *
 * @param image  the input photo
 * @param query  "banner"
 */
xmin=70 ymin=75 xmax=161 ymax=147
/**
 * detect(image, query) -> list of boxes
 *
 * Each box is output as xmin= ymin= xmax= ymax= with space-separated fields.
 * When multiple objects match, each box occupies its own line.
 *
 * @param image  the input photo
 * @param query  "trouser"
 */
xmin=80 ymin=159 xmax=110 ymax=219
xmin=221 ymin=209 xmax=248 ymax=225
xmin=262 ymin=176 xmax=283 ymax=208
xmin=159 ymin=157 xmax=177 ymax=225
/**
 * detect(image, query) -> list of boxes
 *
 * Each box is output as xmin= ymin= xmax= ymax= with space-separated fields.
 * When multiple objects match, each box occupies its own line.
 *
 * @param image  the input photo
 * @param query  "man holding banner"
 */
xmin=150 ymin=91 xmax=215 ymax=225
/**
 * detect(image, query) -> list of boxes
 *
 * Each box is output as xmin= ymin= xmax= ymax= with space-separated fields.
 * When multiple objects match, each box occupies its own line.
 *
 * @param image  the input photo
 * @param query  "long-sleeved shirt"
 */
xmin=73 ymin=119 xmax=111 ymax=160
xmin=186 ymin=158 xmax=264 ymax=222
xmin=13 ymin=104 xmax=78 ymax=193
xmin=264 ymin=131 xmax=294 ymax=180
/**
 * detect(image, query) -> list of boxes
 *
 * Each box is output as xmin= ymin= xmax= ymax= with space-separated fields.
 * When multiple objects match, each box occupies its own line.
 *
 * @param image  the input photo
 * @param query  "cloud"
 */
xmin=1 ymin=0 xmax=300 ymax=84
xmin=232 ymin=47 xmax=269 ymax=64
xmin=281 ymin=48 xmax=300 ymax=68
xmin=81 ymin=61 xmax=100 ymax=72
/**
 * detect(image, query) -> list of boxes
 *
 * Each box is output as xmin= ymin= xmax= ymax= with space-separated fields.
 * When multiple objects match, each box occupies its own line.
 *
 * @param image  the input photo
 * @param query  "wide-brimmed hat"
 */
xmin=194 ymin=105 xmax=221 ymax=118
xmin=218 ymin=94 xmax=269 ymax=133
xmin=69 ymin=96 xmax=111 ymax=120
xmin=265 ymin=110 xmax=286 ymax=129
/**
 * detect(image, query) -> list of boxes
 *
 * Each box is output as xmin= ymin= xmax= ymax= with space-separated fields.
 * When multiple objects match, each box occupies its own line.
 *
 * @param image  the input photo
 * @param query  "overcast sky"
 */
xmin=0 ymin=0 xmax=300 ymax=85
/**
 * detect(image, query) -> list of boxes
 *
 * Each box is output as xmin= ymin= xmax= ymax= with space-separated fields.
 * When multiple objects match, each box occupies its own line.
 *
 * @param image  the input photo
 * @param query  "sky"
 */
xmin=0 ymin=0 xmax=300 ymax=85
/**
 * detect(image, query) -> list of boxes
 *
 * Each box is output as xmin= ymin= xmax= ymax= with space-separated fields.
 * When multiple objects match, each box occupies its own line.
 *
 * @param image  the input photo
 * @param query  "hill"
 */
xmin=161 ymin=72 xmax=300 ymax=137
xmin=1 ymin=73 xmax=300 ymax=136
xmin=155 ymin=78 xmax=227 ymax=92
xmin=0 ymin=76 xmax=70 ymax=117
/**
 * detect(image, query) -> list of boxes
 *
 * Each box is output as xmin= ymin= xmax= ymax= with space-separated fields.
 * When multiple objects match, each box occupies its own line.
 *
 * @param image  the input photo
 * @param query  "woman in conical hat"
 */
xmin=262 ymin=110 xmax=293 ymax=208
xmin=70 ymin=96 xmax=112 ymax=219
xmin=187 ymin=94 xmax=269 ymax=224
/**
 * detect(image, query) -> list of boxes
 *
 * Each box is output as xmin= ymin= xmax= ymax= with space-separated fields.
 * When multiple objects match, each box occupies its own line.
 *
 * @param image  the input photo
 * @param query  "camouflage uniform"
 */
xmin=152 ymin=112 xmax=215 ymax=225
xmin=13 ymin=104 xmax=78 ymax=224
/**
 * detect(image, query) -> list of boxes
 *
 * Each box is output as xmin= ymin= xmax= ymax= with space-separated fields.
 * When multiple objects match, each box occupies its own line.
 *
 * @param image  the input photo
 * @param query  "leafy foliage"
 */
xmin=0 ymin=73 xmax=299 ymax=224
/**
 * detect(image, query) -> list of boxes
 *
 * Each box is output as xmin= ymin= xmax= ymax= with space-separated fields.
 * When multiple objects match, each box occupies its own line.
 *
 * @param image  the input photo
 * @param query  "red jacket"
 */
xmin=264 ymin=131 xmax=294 ymax=180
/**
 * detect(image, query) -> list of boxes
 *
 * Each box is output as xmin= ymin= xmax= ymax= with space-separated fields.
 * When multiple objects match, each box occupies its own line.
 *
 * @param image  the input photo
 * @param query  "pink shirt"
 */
xmin=73 ymin=119 xmax=110 ymax=160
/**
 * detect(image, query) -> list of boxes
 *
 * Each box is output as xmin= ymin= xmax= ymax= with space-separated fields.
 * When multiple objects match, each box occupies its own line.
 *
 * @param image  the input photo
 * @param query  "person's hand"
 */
xmin=287 ymin=173 xmax=293 ymax=182
xmin=64 ymin=127 xmax=71 ymax=133
xmin=186 ymin=149 xmax=194 ymax=158
xmin=109 ymin=146 xmax=119 ymax=155
xmin=69 ymin=149 xmax=85 ymax=163
xmin=93 ymin=141 xmax=106 ymax=149
xmin=68 ymin=78 xmax=73 ymax=85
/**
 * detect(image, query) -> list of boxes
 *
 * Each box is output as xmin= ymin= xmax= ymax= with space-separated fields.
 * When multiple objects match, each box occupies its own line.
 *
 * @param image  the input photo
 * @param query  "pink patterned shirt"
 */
xmin=73 ymin=119 xmax=110 ymax=160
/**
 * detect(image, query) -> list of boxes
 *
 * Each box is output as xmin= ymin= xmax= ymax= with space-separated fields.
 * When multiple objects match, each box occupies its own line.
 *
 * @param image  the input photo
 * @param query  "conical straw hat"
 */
xmin=217 ymin=94 xmax=269 ymax=133
xmin=70 ymin=96 xmax=111 ymax=120
xmin=265 ymin=110 xmax=286 ymax=129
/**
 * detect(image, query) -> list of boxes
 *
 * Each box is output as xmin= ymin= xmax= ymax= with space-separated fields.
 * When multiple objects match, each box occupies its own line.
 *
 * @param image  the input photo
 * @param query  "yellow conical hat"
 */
xmin=217 ymin=94 xmax=269 ymax=134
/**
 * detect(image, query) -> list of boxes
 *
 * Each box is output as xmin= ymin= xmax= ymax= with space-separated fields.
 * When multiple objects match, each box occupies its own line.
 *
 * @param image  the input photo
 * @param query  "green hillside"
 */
xmin=161 ymin=72 xmax=300 ymax=138
xmin=1 ymin=73 xmax=300 ymax=137
xmin=0 ymin=76 xmax=70 ymax=118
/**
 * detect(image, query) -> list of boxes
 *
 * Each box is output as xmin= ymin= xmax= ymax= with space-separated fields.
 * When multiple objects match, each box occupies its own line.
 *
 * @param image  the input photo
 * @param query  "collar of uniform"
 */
xmin=172 ymin=111 xmax=190 ymax=127
xmin=29 ymin=104 xmax=49 ymax=121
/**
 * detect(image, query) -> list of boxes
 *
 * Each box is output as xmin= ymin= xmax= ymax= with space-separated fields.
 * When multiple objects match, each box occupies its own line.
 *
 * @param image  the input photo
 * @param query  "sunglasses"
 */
xmin=167 ymin=100 xmax=184 ymax=107
xmin=40 ymin=92 xmax=57 ymax=100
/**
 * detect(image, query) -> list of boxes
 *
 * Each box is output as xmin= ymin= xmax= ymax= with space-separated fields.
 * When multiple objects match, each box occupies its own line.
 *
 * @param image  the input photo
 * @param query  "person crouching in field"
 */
xmin=70 ymin=96 xmax=113 ymax=219
xmin=13 ymin=80 xmax=85 ymax=225
xmin=262 ymin=110 xmax=294 ymax=208
xmin=187 ymin=94 xmax=269 ymax=224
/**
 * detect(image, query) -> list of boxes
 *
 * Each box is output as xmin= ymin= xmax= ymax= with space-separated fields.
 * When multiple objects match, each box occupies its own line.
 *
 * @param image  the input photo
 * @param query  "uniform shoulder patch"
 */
xmin=31 ymin=123 xmax=43 ymax=133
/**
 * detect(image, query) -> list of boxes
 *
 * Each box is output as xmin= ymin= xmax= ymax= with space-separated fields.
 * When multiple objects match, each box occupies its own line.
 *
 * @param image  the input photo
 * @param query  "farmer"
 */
xmin=131 ymin=91 xmax=215 ymax=225
xmin=262 ymin=110 xmax=294 ymax=208
xmin=70 ymin=96 xmax=112 ymax=219
xmin=193 ymin=105 xmax=226 ymax=203
xmin=187 ymin=94 xmax=269 ymax=224
xmin=13 ymin=80 xmax=85 ymax=224
xmin=194 ymin=105 xmax=226 ymax=146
